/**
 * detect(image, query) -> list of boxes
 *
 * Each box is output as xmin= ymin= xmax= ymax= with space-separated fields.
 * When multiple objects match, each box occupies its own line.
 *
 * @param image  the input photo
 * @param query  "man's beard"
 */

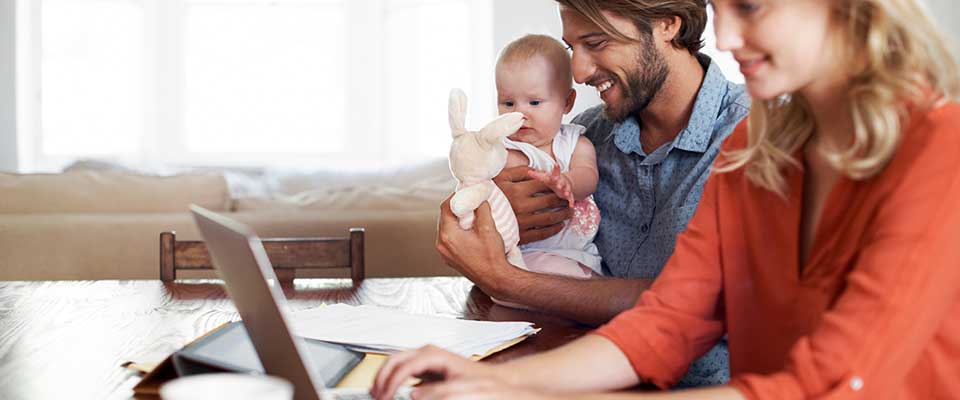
xmin=602 ymin=37 xmax=669 ymax=122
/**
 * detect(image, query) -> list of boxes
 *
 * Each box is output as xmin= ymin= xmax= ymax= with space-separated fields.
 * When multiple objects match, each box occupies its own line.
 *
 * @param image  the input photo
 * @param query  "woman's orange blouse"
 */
xmin=594 ymin=103 xmax=960 ymax=399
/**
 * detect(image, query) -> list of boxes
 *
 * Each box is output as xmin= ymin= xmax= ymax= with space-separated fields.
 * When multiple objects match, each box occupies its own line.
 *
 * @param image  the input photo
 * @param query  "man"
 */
xmin=435 ymin=0 xmax=748 ymax=387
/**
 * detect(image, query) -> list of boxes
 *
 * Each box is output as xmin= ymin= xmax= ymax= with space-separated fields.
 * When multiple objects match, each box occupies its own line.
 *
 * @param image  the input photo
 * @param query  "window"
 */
xmin=16 ymin=0 xmax=494 ymax=171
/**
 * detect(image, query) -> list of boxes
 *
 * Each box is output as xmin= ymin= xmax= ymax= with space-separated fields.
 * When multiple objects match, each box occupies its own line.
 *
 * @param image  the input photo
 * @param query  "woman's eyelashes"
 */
xmin=710 ymin=0 xmax=761 ymax=16
xmin=734 ymin=0 xmax=761 ymax=15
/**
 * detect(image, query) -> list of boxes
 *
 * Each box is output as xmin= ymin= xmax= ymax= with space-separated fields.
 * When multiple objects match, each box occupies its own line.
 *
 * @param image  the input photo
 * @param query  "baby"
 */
xmin=496 ymin=34 xmax=602 ymax=279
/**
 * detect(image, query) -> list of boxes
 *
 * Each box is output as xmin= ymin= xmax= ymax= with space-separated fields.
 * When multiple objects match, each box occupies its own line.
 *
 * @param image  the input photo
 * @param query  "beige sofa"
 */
xmin=0 ymin=160 xmax=456 ymax=280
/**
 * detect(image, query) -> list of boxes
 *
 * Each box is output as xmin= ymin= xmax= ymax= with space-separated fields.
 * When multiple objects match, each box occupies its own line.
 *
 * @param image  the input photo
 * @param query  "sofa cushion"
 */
xmin=0 ymin=171 xmax=232 ymax=214
xmin=234 ymin=185 xmax=450 ymax=212
xmin=270 ymin=158 xmax=455 ymax=195
xmin=0 ymin=210 xmax=451 ymax=280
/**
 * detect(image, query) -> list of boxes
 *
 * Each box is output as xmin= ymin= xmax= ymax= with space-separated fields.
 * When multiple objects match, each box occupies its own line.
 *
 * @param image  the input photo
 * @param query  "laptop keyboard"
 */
xmin=330 ymin=393 xmax=409 ymax=400
xmin=325 ymin=387 xmax=412 ymax=400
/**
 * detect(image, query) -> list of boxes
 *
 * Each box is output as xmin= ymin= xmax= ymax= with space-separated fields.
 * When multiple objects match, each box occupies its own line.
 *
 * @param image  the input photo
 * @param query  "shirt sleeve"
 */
xmin=592 ymin=169 xmax=726 ymax=389
xmin=730 ymin=109 xmax=960 ymax=399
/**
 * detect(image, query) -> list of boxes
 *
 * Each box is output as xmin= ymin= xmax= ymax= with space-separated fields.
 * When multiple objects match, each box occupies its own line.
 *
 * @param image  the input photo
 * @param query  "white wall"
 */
xmin=0 ymin=0 xmax=16 ymax=172
xmin=925 ymin=0 xmax=960 ymax=59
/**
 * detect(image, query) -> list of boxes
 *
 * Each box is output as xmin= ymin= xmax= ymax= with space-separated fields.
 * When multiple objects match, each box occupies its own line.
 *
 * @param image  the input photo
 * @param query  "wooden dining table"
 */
xmin=0 ymin=277 xmax=592 ymax=400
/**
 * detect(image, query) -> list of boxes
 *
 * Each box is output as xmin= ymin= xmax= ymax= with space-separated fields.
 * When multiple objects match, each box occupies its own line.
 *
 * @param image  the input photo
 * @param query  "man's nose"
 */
xmin=570 ymin=49 xmax=595 ymax=84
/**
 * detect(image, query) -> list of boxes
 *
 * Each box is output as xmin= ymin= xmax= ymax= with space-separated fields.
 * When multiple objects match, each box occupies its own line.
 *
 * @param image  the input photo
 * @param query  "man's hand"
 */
xmin=435 ymin=196 xmax=520 ymax=294
xmin=494 ymin=166 xmax=572 ymax=245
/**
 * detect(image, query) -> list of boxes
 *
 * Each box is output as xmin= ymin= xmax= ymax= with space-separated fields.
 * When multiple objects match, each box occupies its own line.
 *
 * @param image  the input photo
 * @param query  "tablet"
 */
xmin=173 ymin=321 xmax=363 ymax=388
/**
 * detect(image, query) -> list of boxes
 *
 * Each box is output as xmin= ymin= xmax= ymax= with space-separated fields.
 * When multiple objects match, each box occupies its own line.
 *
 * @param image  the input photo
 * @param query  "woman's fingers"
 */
xmin=413 ymin=378 xmax=501 ymax=400
xmin=373 ymin=349 xmax=422 ymax=397
xmin=373 ymin=346 xmax=474 ymax=400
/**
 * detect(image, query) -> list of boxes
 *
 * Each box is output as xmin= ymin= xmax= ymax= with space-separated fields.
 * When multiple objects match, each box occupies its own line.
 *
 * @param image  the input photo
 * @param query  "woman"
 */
xmin=372 ymin=0 xmax=960 ymax=398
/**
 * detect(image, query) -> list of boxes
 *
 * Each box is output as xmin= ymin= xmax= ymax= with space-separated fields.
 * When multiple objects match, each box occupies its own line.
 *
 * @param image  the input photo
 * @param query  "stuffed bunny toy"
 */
xmin=447 ymin=88 xmax=527 ymax=270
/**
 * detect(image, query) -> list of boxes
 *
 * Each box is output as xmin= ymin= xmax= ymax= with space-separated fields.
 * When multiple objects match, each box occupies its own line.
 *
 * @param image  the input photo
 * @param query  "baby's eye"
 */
xmin=503 ymin=101 xmax=514 ymax=107
xmin=530 ymin=100 xmax=541 ymax=106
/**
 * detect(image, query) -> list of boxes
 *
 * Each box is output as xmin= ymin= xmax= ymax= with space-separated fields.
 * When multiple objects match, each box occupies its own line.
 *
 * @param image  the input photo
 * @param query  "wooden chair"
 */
xmin=159 ymin=228 xmax=364 ymax=283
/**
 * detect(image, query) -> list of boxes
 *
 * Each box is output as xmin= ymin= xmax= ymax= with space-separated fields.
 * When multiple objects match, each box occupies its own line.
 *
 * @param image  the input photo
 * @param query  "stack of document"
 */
xmin=290 ymin=304 xmax=537 ymax=357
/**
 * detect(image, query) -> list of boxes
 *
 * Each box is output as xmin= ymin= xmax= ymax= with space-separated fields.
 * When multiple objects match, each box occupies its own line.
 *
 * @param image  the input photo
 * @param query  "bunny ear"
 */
xmin=479 ymin=112 xmax=524 ymax=145
xmin=448 ymin=88 xmax=468 ymax=138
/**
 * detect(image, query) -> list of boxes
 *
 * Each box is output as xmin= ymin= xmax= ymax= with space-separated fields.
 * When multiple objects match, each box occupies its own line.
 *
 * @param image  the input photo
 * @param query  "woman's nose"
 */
xmin=713 ymin=9 xmax=744 ymax=52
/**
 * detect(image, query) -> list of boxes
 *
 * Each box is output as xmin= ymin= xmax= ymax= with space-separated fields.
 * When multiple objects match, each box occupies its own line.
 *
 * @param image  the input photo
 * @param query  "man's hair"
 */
xmin=556 ymin=0 xmax=707 ymax=54
xmin=496 ymin=34 xmax=573 ymax=93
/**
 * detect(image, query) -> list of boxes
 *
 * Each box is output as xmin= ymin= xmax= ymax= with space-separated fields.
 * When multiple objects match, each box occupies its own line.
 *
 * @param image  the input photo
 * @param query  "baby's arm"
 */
xmin=565 ymin=136 xmax=598 ymax=201
xmin=504 ymin=148 xmax=530 ymax=169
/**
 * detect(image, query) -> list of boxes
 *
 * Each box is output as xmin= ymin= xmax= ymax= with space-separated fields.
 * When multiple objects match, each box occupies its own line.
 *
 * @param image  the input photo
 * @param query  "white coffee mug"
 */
xmin=160 ymin=373 xmax=294 ymax=400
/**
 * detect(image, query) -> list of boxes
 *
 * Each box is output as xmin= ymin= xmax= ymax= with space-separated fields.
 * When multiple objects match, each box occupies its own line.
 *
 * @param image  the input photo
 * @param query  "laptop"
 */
xmin=190 ymin=205 xmax=411 ymax=400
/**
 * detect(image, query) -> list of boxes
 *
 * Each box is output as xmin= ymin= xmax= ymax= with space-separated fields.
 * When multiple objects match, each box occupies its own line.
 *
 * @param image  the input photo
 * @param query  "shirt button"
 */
xmin=641 ymin=224 xmax=649 ymax=233
xmin=850 ymin=376 xmax=864 ymax=391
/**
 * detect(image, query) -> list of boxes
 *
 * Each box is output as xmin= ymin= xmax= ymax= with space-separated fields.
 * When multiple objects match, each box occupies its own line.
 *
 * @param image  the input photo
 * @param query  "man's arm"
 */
xmin=486 ymin=265 xmax=649 ymax=326
xmin=435 ymin=197 xmax=649 ymax=326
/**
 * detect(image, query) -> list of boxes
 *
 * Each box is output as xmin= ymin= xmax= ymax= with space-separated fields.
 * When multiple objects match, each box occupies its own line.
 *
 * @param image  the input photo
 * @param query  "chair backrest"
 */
xmin=159 ymin=228 xmax=364 ymax=282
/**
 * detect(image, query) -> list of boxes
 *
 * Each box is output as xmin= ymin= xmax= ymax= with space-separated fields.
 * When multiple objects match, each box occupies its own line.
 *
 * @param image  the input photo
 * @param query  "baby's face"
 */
xmin=496 ymin=57 xmax=571 ymax=148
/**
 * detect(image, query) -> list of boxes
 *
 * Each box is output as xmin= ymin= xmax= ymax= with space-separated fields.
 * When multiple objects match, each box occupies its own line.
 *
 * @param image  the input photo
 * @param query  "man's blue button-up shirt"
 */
xmin=573 ymin=54 xmax=750 ymax=387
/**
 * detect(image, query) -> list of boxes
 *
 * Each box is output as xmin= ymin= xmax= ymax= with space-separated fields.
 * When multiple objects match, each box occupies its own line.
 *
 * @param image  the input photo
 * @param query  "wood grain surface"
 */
xmin=0 ymin=278 xmax=590 ymax=400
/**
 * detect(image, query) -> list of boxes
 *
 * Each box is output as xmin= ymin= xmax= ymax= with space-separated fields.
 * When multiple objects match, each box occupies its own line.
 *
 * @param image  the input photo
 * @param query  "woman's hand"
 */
xmin=371 ymin=345 xmax=499 ymax=400
xmin=494 ymin=166 xmax=572 ymax=244
xmin=407 ymin=377 xmax=554 ymax=400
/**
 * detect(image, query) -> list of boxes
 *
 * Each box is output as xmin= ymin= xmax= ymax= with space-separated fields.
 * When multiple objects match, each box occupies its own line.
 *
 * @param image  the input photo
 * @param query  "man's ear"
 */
xmin=656 ymin=16 xmax=683 ymax=44
xmin=563 ymin=88 xmax=576 ymax=114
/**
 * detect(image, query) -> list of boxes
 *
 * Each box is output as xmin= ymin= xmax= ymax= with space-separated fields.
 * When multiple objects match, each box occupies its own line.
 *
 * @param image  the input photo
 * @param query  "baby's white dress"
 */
xmin=503 ymin=123 xmax=602 ymax=278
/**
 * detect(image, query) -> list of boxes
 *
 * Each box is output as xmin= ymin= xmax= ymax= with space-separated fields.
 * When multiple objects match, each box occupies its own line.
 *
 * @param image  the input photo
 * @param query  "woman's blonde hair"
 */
xmin=718 ymin=0 xmax=960 ymax=195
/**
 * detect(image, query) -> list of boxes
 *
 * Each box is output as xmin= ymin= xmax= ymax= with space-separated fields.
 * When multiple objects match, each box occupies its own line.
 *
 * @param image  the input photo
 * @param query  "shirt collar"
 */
xmin=673 ymin=54 xmax=726 ymax=153
xmin=612 ymin=54 xmax=728 ymax=157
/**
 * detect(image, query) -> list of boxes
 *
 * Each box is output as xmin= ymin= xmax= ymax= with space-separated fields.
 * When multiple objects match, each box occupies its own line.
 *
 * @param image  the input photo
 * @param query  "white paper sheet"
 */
xmin=291 ymin=304 xmax=536 ymax=357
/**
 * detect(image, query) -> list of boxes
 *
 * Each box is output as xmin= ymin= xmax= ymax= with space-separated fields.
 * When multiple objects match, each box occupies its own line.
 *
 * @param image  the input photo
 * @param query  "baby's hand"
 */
xmin=528 ymin=165 xmax=574 ymax=208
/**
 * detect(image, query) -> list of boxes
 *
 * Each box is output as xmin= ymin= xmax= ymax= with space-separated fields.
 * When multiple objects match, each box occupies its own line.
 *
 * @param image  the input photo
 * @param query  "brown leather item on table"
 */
xmin=159 ymin=229 xmax=365 ymax=283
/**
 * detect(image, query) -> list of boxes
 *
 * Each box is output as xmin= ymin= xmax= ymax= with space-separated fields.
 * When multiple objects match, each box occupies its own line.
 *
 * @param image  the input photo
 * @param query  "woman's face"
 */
xmin=712 ymin=0 xmax=844 ymax=100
